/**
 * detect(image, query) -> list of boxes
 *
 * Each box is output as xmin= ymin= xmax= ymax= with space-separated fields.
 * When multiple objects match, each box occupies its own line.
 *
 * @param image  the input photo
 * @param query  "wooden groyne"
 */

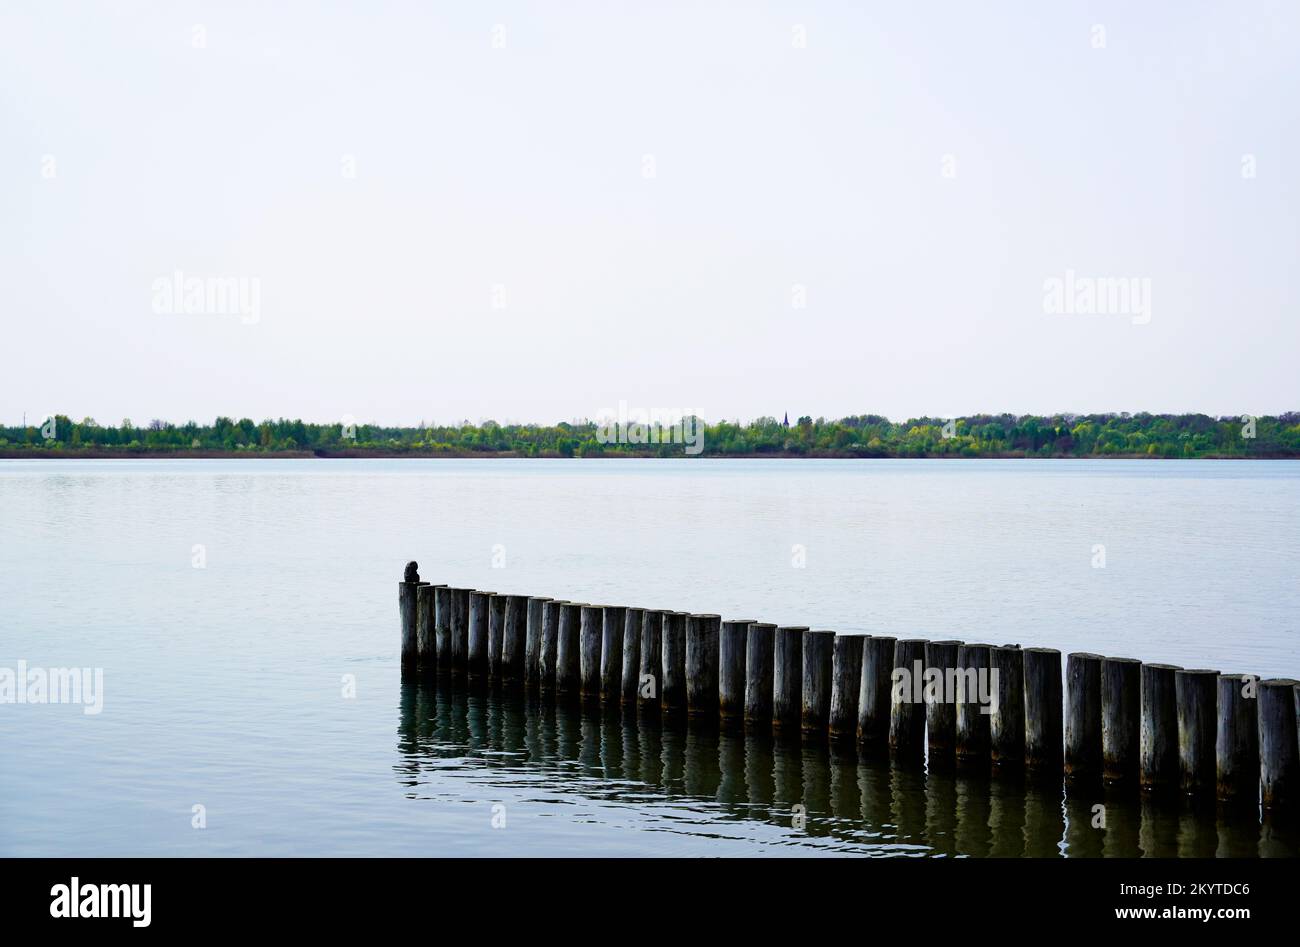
xmin=399 ymin=563 xmax=1300 ymax=814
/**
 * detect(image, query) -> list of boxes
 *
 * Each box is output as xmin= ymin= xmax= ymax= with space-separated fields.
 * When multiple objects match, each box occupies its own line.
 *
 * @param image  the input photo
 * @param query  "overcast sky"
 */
xmin=2 ymin=1 xmax=1296 ymax=426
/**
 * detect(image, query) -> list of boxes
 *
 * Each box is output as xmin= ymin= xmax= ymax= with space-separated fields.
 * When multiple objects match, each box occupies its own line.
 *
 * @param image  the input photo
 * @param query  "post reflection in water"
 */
xmin=396 ymin=676 xmax=1297 ymax=857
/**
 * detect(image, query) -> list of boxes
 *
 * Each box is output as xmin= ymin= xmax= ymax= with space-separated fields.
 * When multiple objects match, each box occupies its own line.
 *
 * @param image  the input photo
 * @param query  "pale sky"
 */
xmin=2 ymin=1 xmax=1296 ymax=426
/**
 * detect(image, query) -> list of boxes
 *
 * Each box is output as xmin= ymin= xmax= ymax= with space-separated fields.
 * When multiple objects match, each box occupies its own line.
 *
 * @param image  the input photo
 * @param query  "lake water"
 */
xmin=1 ymin=458 xmax=1297 ymax=856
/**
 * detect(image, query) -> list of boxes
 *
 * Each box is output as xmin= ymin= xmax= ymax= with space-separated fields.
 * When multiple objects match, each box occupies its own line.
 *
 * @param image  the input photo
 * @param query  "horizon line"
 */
xmin=6 ymin=409 xmax=1300 ymax=429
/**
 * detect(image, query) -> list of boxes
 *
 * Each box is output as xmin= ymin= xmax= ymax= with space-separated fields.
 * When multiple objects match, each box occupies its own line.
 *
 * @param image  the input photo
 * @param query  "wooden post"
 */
xmin=744 ymin=622 xmax=776 ymax=724
xmin=1101 ymin=656 xmax=1140 ymax=784
xmin=955 ymin=643 xmax=992 ymax=766
xmin=686 ymin=613 xmax=722 ymax=717
xmin=890 ymin=638 xmax=929 ymax=762
xmin=555 ymin=602 xmax=582 ymax=695
xmin=1065 ymin=652 xmax=1103 ymax=781
xmin=989 ymin=645 xmax=1023 ymax=769
xmin=398 ymin=564 xmax=421 ymax=670
xmin=524 ymin=596 xmax=552 ymax=687
xmin=924 ymin=639 xmax=963 ymax=762
xmin=416 ymin=583 xmax=443 ymax=673
xmin=661 ymin=612 xmax=687 ymax=711
xmin=487 ymin=593 xmax=507 ymax=679
xmin=638 ymin=609 xmax=664 ymax=708
xmin=858 ymin=635 xmax=896 ymax=751
xmin=719 ymin=619 xmax=753 ymax=721
xmin=1140 ymin=662 xmax=1181 ymax=791
xmin=580 ymin=605 xmax=605 ymax=700
xmin=1175 ymin=668 xmax=1218 ymax=797
xmin=621 ymin=608 xmax=644 ymax=704
xmin=801 ymin=630 xmax=835 ymax=734
xmin=1023 ymin=647 xmax=1063 ymax=774
xmin=1216 ymin=673 xmax=1259 ymax=803
xmin=501 ymin=594 xmax=529 ymax=683
xmin=539 ymin=599 xmax=565 ymax=689
xmin=600 ymin=605 xmax=627 ymax=701
xmin=773 ymin=626 xmax=808 ymax=730
xmin=1259 ymin=677 xmax=1300 ymax=811
xmin=450 ymin=588 xmax=470 ymax=672
xmin=434 ymin=586 xmax=454 ymax=669
xmin=467 ymin=591 xmax=493 ymax=676
xmin=829 ymin=633 xmax=865 ymax=740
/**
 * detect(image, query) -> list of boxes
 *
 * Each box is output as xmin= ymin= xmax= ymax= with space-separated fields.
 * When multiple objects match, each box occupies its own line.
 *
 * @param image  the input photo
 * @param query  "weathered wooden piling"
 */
xmin=1101 ymin=656 xmax=1141 ymax=784
xmin=398 ymin=563 xmax=422 ymax=668
xmin=989 ymin=645 xmax=1024 ymax=768
xmin=434 ymin=586 xmax=454 ymax=667
xmin=600 ymin=605 xmax=627 ymax=701
xmin=450 ymin=588 xmax=470 ymax=670
xmin=1174 ymin=668 xmax=1218 ymax=797
xmin=858 ymin=635 xmax=896 ymax=750
xmin=773 ymin=626 xmax=807 ymax=729
xmin=501 ymin=594 xmax=529 ymax=683
xmin=524 ymin=596 xmax=551 ymax=687
xmin=539 ymin=599 xmax=565 ymax=688
xmin=1023 ymin=647 xmax=1063 ymax=774
xmin=924 ymin=639 xmax=963 ymax=761
xmin=685 ymin=614 xmax=722 ymax=717
xmin=955 ymin=643 xmax=992 ymax=765
xmin=416 ymin=583 xmax=442 ymax=672
xmin=638 ymin=609 xmax=663 ymax=707
xmin=661 ymin=612 xmax=687 ymax=710
xmin=1259 ymin=678 xmax=1300 ymax=811
xmin=719 ymin=619 xmax=752 ymax=721
xmin=740 ymin=622 xmax=773 ymax=724
xmin=396 ymin=565 xmax=1300 ymax=821
xmin=1065 ymin=652 xmax=1103 ymax=781
xmin=890 ymin=639 xmax=928 ymax=762
xmin=829 ymin=633 xmax=864 ymax=740
xmin=487 ymin=593 xmax=507 ymax=678
xmin=467 ymin=591 xmax=493 ymax=675
xmin=1140 ymin=662 xmax=1182 ymax=791
xmin=579 ymin=605 xmax=605 ymax=700
xmin=801 ymin=630 xmax=835 ymax=734
xmin=554 ymin=601 xmax=582 ymax=695
xmin=620 ymin=608 xmax=644 ymax=704
xmin=1215 ymin=673 xmax=1259 ymax=803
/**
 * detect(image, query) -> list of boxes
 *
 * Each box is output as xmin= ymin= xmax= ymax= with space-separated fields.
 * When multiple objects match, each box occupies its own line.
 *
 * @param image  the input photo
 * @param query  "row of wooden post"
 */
xmin=400 ymin=569 xmax=1300 ymax=811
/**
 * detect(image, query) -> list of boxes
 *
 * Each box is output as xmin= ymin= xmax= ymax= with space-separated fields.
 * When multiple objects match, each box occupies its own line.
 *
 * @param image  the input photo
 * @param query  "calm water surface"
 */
xmin=1 ymin=459 xmax=1297 ymax=856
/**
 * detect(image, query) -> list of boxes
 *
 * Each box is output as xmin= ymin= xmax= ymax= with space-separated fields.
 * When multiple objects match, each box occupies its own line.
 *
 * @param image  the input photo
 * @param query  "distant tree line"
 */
xmin=2 ymin=412 xmax=1297 ymax=458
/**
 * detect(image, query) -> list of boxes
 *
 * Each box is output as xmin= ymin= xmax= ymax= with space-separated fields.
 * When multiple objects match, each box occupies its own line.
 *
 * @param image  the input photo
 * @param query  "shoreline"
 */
xmin=1 ymin=450 xmax=1296 ymax=461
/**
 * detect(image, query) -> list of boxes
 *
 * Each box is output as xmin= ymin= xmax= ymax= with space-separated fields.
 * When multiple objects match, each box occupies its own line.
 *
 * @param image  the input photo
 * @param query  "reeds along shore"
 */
xmin=398 ymin=565 xmax=1300 ymax=816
